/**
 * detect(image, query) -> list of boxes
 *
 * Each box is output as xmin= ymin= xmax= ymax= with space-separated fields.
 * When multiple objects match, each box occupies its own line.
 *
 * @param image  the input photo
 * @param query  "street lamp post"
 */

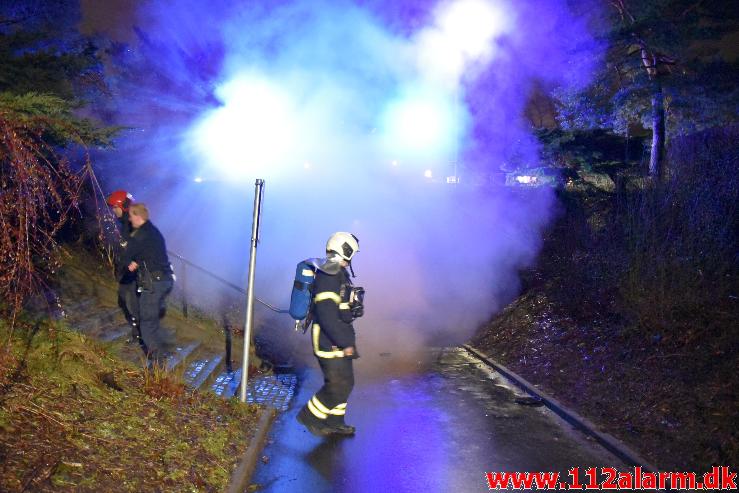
xmin=452 ymin=88 xmax=461 ymax=186
xmin=239 ymin=179 xmax=265 ymax=403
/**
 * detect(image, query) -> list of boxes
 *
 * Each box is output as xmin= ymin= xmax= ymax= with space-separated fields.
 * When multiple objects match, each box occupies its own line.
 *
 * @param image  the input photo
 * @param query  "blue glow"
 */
xmin=415 ymin=0 xmax=513 ymax=84
xmin=379 ymin=85 xmax=465 ymax=162
xmin=188 ymin=73 xmax=298 ymax=180
xmin=95 ymin=0 xmax=602 ymax=347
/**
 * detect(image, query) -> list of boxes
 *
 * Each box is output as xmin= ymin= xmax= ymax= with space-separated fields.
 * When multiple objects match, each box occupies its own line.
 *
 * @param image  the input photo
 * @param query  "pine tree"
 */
xmin=555 ymin=0 xmax=738 ymax=178
xmin=0 ymin=2 xmax=115 ymax=320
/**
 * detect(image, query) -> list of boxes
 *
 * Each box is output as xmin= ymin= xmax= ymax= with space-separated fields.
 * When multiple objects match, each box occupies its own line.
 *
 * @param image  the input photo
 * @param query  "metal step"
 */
xmin=115 ymin=340 xmax=148 ymax=366
xmin=248 ymin=374 xmax=298 ymax=411
xmin=99 ymin=323 xmax=131 ymax=342
xmin=67 ymin=305 xmax=118 ymax=322
xmin=72 ymin=307 xmax=123 ymax=335
xmin=210 ymin=369 xmax=298 ymax=410
xmin=57 ymin=288 xmax=298 ymax=411
xmin=184 ymin=354 xmax=223 ymax=389
xmin=211 ymin=369 xmax=242 ymax=398
xmin=165 ymin=341 xmax=200 ymax=371
xmin=59 ymin=298 xmax=97 ymax=316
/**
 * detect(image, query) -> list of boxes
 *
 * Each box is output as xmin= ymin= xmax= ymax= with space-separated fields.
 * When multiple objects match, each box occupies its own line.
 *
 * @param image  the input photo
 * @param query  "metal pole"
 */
xmin=239 ymin=179 xmax=265 ymax=403
xmin=451 ymin=88 xmax=460 ymax=186
xmin=181 ymin=262 xmax=188 ymax=318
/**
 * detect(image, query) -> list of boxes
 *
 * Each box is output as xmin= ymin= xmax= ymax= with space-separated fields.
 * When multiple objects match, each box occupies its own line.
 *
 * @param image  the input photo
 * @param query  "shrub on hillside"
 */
xmin=618 ymin=126 xmax=738 ymax=341
xmin=540 ymin=126 xmax=737 ymax=343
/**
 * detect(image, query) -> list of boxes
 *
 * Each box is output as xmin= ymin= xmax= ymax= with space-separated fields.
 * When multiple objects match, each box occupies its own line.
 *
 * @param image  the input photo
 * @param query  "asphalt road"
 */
xmin=251 ymin=347 xmax=625 ymax=492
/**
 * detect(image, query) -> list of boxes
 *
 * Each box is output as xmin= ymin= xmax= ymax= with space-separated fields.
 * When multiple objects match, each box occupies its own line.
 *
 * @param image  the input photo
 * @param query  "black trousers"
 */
xmin=305 ymin=357 xmax=354 ymax=426
xmin=117 ymin=281 xmax=140 ymax=339
xmin=138 ymin=278 xmax=173 ymax=363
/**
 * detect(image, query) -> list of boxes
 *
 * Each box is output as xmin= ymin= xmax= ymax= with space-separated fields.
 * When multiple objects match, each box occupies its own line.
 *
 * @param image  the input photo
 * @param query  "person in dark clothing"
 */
xmin=297 ymin=232 xmax=362 ymax=437
xmin=107 ymin=190 xmax=140 ymax=344
xmin=120 ymin=203 xmax=174 ymax=364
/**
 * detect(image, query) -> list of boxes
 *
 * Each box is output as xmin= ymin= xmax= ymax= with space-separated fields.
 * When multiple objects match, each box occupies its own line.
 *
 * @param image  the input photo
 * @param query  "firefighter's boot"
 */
xmin=329 ymin=424 xmax=356 ymax=436
xmin=296 ymin=406 xmax=334 ymax=437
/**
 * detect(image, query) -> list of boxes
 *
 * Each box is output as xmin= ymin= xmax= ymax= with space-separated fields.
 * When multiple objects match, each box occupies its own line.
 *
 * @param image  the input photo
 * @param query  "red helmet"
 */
xmin=106 ymin=190 xmax=133 ymax=211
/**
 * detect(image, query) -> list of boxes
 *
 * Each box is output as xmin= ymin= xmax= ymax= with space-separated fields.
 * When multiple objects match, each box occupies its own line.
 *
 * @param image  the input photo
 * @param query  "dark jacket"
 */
xmin=312 ymin=268 xmax=356 ymax=350
xmin=117 ymin=212 xmax=136 ymax=283
xmin=120 ymin=221 xmax=172 ymax=278
xmin=119 ymin=211 xmax=133 ymax=241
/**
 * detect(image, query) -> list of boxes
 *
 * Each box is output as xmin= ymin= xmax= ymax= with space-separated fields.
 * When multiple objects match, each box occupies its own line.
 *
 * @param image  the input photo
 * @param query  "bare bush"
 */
xmin=0 ymin=93 xmax=111 ymax=324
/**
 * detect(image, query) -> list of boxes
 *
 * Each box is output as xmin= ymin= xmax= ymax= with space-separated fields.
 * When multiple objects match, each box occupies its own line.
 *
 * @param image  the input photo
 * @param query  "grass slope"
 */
xmin=0 ymin=317 xmax=260 ymax=492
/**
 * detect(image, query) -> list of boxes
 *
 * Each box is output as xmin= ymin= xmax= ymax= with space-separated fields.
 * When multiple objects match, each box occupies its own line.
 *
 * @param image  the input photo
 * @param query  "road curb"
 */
xmin=462 ymin=344 xmax=660 ymax=472
xmin=226 ymin=407 xmax=277 ymax=493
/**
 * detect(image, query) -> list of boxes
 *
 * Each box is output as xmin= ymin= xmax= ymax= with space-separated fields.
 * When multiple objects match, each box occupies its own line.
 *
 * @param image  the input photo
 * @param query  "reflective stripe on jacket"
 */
xmin=311 ymin=268 xmax=355 ymax=353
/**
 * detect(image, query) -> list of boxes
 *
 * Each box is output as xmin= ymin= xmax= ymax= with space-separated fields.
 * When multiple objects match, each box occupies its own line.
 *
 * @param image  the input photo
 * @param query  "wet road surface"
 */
xmin=252 ymin=348 xmax=625 ymax=492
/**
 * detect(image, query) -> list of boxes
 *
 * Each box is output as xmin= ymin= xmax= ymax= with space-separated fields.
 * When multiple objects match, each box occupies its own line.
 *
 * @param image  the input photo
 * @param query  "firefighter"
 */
xmin=297 ymin=232 xmax=362 ymax=437
xmin=107 ymin=190 xmax=140 ymax=344
xmin=120 ymin=203 xmax=174 ymax=364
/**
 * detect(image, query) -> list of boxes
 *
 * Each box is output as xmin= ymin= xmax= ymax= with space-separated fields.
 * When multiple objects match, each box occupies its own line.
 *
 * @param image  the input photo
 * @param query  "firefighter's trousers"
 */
xmin=304 ymin=357 xmax=354 ymax=426
xmin=118 ymin=281 xmax=140 ymax=339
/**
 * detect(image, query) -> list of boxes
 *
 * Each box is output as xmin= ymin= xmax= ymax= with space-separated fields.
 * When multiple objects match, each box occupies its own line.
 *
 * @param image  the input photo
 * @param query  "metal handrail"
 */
xmin=167 ymin=250 xmax=289 ymax=314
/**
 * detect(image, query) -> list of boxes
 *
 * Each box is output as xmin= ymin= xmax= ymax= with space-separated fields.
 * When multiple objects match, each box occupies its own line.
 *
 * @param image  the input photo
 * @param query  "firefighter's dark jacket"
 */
xmin=116 ymin=212 xmax=136 ymax=283
xmin=312 ymin=267 xmax=356 ymax=350
xmin=120 ymin=221 xmax=172 ymax=276
xmin=119 ymin=211 xmax=133 ymax=241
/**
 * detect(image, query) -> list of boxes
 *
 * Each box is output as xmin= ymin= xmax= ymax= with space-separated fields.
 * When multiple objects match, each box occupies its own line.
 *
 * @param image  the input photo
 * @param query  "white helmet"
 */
xmin=326 ymin=232 xmax=360 ymax=261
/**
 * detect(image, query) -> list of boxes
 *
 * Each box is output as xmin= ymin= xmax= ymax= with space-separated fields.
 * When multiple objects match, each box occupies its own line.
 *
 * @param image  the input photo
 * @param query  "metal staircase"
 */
xmin=57 ymin=257 xmax=297 ymax=409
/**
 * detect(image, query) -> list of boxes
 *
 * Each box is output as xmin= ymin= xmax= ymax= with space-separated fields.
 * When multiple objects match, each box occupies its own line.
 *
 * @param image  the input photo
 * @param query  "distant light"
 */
xmin=380 ymin=88 xmax=463 ymax=160
xmin=189 ymin=74 xmax=296 ymax=180
xmin=446 ymin=176 xmax=459 ymax=184
xmin=417 ymin=0 xmax=512 ymax=83
xmin=424 ymin=169 xmax=433 ymax=178
xmin=439 ymin=0 xmax=508 ymax=59
xmin=391 ymin=160 xmax=399 ymax=167
xmin=515 ymin=175 xmax=537 ymax=184
xmin=304 ymin=161 xmax=312 ymax=169
xmin=385 ymin=98 xmax=448 ymax=150
xmin=194 ymin=176 xmax=203 ymax=183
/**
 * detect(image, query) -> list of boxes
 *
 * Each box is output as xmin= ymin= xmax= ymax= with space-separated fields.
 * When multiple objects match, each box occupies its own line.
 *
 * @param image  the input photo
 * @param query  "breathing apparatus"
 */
xmin=348 ymin=286 xmax=365 ymax=319
xmin=326 ymin=232 xmax=364 ymax=316
xmin=290 ymin=232 xmax=365 ymax=332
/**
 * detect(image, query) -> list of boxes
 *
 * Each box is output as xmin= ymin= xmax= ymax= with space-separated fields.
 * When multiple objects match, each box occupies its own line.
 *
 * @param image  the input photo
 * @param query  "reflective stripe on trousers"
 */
xmin=307 ymin=395 xmax=347 ymax=420
xmin=305 ymin=356 xmax=354 ymax=425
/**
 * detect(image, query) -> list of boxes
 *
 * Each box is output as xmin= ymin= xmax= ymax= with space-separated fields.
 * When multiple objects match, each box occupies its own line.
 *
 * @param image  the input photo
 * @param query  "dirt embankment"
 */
xmin=472 ymin=284 xmax=737 ymax=471
xmin=472 ymin=148 xmax=738 ymax=472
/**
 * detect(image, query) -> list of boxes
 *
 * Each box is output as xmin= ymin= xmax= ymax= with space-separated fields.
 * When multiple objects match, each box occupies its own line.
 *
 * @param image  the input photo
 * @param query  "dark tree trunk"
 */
xmin=625 ymin=126 xmax=630 ymax=163
xmin=649 ymin=76 xmax=666 ymax=179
